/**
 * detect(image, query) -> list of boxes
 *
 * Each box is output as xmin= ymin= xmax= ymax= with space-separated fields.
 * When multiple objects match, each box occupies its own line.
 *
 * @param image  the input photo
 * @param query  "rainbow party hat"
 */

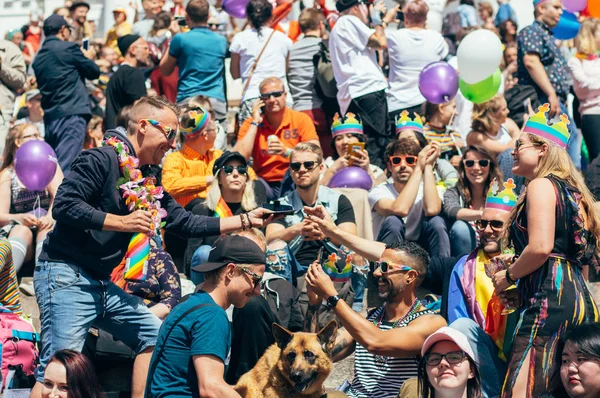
xmin=331 ymin=112 xmax=363 ymax=137
xmin=485 ymin=178 xmax=518 ymax=212
xmin=523 ymin=103 xmax=570 ymax=149
xmin=532 ymin=0 xmax=550 ymax=7
xmin=395 ymin=111 xmax=424 ymax=135
xmin=180 ymin=107 xmax=211 ymax=140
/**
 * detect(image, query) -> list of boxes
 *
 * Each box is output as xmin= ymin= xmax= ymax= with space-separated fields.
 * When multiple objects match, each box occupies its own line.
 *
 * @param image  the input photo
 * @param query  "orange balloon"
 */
xmin=587 ymin=1 xmax=600 ymax=18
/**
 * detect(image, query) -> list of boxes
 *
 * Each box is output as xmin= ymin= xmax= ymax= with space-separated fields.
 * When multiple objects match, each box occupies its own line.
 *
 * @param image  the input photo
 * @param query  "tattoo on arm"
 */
xmin=332 ymin=329 xmax=355 ymax=362
xmin=303 ymin=304 xmax=320 ymax=333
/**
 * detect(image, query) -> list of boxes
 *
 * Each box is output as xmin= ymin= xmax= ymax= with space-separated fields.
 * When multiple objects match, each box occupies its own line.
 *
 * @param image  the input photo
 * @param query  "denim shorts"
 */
xmin=33 ymin=261 xmax=162 ymax=382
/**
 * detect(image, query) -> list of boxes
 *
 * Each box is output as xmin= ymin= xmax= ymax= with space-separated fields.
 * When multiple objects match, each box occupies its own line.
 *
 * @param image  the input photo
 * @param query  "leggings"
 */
xmin=582 ymin=114 xmax=600 ymax=161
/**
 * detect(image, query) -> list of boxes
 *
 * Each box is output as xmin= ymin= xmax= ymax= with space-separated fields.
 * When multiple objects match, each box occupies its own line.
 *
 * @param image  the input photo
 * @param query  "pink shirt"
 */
xmin=568 ymin=57 xmax=600 ymax=116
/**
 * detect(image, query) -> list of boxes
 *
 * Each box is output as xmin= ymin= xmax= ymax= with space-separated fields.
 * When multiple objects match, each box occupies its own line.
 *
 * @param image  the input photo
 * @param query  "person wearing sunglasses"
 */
xmin=414 ymin=326 xmax=482 ymax=398
xmin=467 ymin=94 xmax=520 ymax=158
xmin=369 ymin=138 xmax=450 ymax=258
xmin=443 ymin=146 xmax=502 ymax=257
xmin=148 ymin=235 xmax=267 ymax=397
xmin=266 ymin=142 xmax=357 ymax=286
xmin=305 ymin=240 xmax=446 ymax=397
xmin=186 ymin=151 xmax=266 ymax=283
xmin=30 ymin=96 xmax=278 ymax=398
xmin=163 ymin=106 xmax=223 ymax=208
xmin=235 ymin=77 xmax=320 ymax=200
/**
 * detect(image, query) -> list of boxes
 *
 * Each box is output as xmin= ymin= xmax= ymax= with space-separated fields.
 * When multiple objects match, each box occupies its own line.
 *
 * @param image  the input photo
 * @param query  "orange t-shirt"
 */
xmin=238 ymin=108 xmax=318 ymax=182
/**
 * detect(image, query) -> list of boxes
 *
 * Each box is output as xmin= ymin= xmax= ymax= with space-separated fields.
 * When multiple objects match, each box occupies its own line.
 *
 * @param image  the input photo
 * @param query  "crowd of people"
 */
xmin=1 ymin=0 xmax=600 ymax=396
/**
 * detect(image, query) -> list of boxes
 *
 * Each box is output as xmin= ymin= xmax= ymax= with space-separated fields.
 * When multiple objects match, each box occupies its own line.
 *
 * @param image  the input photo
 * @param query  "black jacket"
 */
xmin=39 ymin=129 xmax=221 ymax=278
xmin=32 ymin=36 xmax=100 ymax=122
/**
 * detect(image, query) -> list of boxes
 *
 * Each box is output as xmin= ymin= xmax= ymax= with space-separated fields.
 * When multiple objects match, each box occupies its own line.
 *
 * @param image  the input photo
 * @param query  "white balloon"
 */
xmin=457 ymin=30 xmax=503 ymax=84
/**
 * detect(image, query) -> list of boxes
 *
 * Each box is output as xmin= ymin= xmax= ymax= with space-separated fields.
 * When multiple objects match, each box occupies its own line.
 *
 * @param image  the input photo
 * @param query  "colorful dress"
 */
xmin=502 ymin=175 xmax=599 ymax=396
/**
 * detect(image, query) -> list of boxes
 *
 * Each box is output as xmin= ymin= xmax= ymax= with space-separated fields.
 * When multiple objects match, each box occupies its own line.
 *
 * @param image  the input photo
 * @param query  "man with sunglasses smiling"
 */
xmin=147 ymin=235 xmax=267 ymax=397
xmin=235 ymin=77 xmax=320 ymax=199
xmin=368 ymin=137 xmax=450 ymax=257
xmin=305 ymin=240 xmax=446 ymax=397
xmin=32 ymin=96 xmax=276 ymax=398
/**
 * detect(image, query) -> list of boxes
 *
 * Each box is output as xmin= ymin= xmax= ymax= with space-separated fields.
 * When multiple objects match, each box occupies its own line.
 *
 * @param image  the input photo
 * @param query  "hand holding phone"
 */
xmin=82 ymin=38 xmax=90 ymax=51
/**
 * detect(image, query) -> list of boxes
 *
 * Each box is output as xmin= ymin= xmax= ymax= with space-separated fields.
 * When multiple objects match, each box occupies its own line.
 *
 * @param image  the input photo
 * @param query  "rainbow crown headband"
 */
xmin=533 ymin=0 xmax=550 ymax=6
xmin=523 ymin=103 xmax=570 ymax=149
xmin=485 ymin=178 xmax=517 ymax=212
xmin=331 ymin=112 xmax=363 ymax=137
xmin=180 ymin=107 xmax=211 ymax=140
xmin=395 ymin=111 xmax=424 ymax=135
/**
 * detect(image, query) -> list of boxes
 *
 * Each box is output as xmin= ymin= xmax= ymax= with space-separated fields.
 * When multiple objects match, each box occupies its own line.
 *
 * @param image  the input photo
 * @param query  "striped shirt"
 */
xmin=423 ymin=124 xmax=463 ymax=158
xmin=347 ymin=306 xmax=434 ymax=398
xmin=0 ymin=239 xmax=22 ymax=315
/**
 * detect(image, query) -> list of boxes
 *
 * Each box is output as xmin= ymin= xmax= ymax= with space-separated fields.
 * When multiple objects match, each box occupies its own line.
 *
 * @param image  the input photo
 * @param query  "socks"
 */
xmin=8 ymin=237 xmax=27 ymax=274
xmin=35 ymin=241 xmax=44 ymax=266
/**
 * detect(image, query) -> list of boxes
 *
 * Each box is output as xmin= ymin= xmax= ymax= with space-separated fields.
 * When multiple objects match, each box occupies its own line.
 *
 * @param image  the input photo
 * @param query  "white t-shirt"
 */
xmin=368 ymin=182 xmax=424 ymax=241
xmin=387 ymin=29 xmax=449 ymax=112
xmin=230 ymin=28 xmax=293 ymax=103
xmin=329 ymin=15 xmax=388 ymax=115
xmin=424 ymin=0 xmax=446 ymax=32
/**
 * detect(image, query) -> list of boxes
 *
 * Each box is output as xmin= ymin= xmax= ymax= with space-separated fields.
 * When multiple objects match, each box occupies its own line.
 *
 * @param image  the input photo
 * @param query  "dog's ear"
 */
xmin=317 ymin=321 xmax=338 ymax=354
xmin=272 ymin=322 xmax=294 ymax=350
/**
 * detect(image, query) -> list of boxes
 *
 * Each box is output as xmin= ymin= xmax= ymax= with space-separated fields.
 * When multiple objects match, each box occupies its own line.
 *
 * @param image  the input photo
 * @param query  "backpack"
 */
xmin=0 ymin=308 xmax=39 ymax=391
xmin=313 ymin=41 xmax=338 ymax=100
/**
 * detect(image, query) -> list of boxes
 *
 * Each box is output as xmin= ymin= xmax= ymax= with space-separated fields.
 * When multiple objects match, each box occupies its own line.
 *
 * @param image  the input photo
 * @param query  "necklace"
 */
xmin=103 ymin=136 xmax=167 ymax=236
xmin=372 ymin=298 xmax=422 ymax=364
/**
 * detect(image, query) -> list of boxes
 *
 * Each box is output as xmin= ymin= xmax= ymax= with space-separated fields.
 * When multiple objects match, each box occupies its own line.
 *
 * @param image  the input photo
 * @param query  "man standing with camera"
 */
xmin=159 ymin=0 xmax=228 ymax=120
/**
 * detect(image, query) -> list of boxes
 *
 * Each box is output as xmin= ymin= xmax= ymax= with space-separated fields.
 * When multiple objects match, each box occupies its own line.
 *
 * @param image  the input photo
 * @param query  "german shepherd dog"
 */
xmin=235 ymin=321 xmax=338 ymax=398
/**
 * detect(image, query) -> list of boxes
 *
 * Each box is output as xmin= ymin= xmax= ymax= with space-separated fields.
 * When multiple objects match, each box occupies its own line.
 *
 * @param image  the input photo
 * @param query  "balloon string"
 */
xmin=445 ymin=111 xmax=463 ymax=156
xmin=34 ymin=194 xmax=41 ymax=219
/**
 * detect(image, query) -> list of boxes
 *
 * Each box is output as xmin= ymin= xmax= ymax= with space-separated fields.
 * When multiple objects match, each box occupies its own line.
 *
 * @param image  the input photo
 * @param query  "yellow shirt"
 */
xmin=105 ymin=22 xmax=133 ymax=56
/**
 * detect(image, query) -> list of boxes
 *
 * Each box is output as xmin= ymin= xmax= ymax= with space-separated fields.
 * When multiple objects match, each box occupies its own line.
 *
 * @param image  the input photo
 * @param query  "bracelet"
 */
xmin=240 ymin=214 xmax=247 ymax=231
xmin=284 ymin=148 xmax=292 ymax=158
xmin=245 ymin=213 xmax=253 ymax=229
xmin=251 ymin=121 xmax=261 ymax=127
xmin=505 ymin=268 xmax=516 ymax=285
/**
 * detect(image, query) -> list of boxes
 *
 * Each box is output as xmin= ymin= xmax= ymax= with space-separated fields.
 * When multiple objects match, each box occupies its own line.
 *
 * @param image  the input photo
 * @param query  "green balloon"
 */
xmin=459 ymin=69 xmax=502 ymax=104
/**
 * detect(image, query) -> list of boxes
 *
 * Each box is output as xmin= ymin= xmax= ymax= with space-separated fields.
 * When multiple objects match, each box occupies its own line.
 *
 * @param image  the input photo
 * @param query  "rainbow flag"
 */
xmin=214 ymin=198 xmax=233 ymax=218
xmin=123 ymin=233 xmax=150 ymax=282
xmin=322 ymin=252 xmax=352 ymax=283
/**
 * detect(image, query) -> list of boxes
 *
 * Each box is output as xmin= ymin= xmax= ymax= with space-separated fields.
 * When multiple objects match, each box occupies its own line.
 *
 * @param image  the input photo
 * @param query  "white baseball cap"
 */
xmin=421 ymin=326 xmax=475 ymax=360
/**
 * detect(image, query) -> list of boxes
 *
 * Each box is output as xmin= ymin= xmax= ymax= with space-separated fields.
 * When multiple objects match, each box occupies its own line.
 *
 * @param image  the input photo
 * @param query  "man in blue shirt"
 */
xmin=159 ymin=0 xmax=228 ymax=121
xmin=146 ymin=235 xmax=267 ymax=397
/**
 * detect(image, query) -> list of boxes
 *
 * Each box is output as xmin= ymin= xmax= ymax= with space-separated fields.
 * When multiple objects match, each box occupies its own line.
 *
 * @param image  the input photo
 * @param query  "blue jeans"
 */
xmin=376 ymin=215 xmax=451 ymax=258
xmin=450 ymin=318 xmax=506 ymax=398
xmin=350 ymin=271 xmax=366 ymax=311
xmin=449 ymin=220 xmax=477 ymax=257
xmin=190 ymin=244 xmax=212 ymax=285
xmin=44 ymin=115 xmax=88 ymax=175
xmin=33 ymin=261 xmax=162 ymax=382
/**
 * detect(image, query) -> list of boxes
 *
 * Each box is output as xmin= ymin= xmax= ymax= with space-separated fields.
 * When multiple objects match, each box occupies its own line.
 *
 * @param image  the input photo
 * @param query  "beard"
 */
xmin=296 ymin=175 xmax=319 ymax=190
xmin=377 ymin=276 xmax=405 ymax=302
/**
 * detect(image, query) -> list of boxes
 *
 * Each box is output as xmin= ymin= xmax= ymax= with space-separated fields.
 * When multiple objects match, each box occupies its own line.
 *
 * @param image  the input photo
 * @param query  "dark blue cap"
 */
xmin=43 ymin=14 xmax=69 ymax=35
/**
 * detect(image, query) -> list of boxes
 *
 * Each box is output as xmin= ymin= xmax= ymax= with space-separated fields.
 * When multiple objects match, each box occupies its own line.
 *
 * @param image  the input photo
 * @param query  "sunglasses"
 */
xmin=290 ymin=161 xmax=318 ymax=172
xmin=208 ymin=23 xmax=222 ymax=28
xmin=425 ymin=351 xmax=467 ymax=366
xmin=514 ymin=140 xmax=541 ymax=152
xmin=259 ymin=90 xmax=285 ymax=101
xmin=142 ymin=119 xmax=177 ymax=141
xmin=221 ymin=165 xmax=248 ymax=175
xmin=463 ymin=159 xmax=490 ymax=168
xmin=389 ymin=155 xmax=417 ymax=166
xmin=236 ymin=266 xmax=262 ymax=289
xmin=475 ymin=219 xmax=504 ymax=231
xmin=374 ymin=261 xmax=414 ymax=273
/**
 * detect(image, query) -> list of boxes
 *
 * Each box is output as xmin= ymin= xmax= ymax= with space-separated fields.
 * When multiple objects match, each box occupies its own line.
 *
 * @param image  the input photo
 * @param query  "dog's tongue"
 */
xmin=295 ymin=381 xmax=310 ymax=393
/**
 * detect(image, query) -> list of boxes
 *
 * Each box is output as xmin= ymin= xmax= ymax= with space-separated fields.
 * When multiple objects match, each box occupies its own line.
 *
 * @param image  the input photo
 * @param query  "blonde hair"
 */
xmin=471 ymin=94 xmax=505 ymax=134
xmin=205 ymin=169 xmax=257 ymax=212
xmin=575 ymin=18 xmax=600 ymax=55
xmin=291 ymin=142 xmax=324 ymax=164
xmin=503 ymin=134 xmax=600 ymax=255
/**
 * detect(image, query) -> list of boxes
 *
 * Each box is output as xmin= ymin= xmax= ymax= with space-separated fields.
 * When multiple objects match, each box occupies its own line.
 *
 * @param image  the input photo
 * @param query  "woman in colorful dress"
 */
xmin=491 ymin=104 xmax=600 ymax=397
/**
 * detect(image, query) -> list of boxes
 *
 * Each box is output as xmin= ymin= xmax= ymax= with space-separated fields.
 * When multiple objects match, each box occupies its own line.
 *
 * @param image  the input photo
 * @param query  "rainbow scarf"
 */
xmin=214 ymin=198 xmax=233 ymax=218
xmin=123 ymin=233 xmax=150 ymax=282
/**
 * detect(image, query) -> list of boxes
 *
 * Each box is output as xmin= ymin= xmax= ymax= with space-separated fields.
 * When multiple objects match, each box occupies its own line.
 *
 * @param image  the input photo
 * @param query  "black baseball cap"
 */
xmin=336 ymin=0 xmax=361 ymax=12
xmin=43 ymin=14 xmax=70 ymax=35
xmin=69 ymin=1 xmax=90 ymax=12
xmin=192 ymin=235 xmax=267 ymax=273
xmin=212 ymin=151 xmax=248 ymax=175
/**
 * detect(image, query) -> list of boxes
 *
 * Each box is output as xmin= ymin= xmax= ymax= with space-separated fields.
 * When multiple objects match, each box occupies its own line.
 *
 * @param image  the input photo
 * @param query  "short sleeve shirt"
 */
xmin=147 ymin=292 xmax=231 ymax=397
xmin=237 ymin=108 xmax=318 ymax=182
xmin=517 ymin=21 xmax=570 ymax=100
xmin=368 ymin=183 xmax=424 ymax=241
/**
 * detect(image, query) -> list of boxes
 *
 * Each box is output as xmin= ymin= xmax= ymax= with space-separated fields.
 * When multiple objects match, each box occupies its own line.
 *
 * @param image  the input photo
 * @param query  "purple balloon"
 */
xmin=564 ymin=0 xmax=587 ymax=12
xmin=419 ymin=61 xmax=459 ymax=104
xmin=14 ymin=140 xmax=58 ymax=192
xmin=222 ymin=0 xmax=249 ymax=18
xmin=328 ymin=166 xmax=373 ymax=191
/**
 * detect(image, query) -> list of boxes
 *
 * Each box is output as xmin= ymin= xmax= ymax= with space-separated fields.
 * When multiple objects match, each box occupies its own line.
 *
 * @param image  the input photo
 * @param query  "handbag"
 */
xmin=233 ymin=29 xmax=277 ymax=136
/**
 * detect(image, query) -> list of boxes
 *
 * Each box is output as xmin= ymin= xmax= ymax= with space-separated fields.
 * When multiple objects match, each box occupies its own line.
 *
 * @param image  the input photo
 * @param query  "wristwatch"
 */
xmin=326 ymin=295 xmax=340 ymax=310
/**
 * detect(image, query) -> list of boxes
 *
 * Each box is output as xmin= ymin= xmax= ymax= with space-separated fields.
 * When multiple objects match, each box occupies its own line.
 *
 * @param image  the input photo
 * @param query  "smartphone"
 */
xmin=175 ymin=16 xmax=187 ymax=26
xmin=317 ymin=247 xmax=324 ymax=263
xmin=348 ymin=142 xmax=365 ymax=166
xmin=82 ymin=38 xmax=90 ymax=51
xmin=396 ymin=10 xmax=404 ymax=21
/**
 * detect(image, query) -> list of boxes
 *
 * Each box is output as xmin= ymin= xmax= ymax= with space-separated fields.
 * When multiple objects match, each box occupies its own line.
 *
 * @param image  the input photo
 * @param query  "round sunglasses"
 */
xmin=425 ymin=350 xmax=467 ymax=366
xmin=221 ymin=165 xmax=248 ymax=175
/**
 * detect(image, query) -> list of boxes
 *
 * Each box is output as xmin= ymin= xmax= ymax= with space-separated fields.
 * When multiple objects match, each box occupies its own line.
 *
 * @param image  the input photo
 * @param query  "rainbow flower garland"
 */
xmin=103 ymin=136 xmax=167 ymax=235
